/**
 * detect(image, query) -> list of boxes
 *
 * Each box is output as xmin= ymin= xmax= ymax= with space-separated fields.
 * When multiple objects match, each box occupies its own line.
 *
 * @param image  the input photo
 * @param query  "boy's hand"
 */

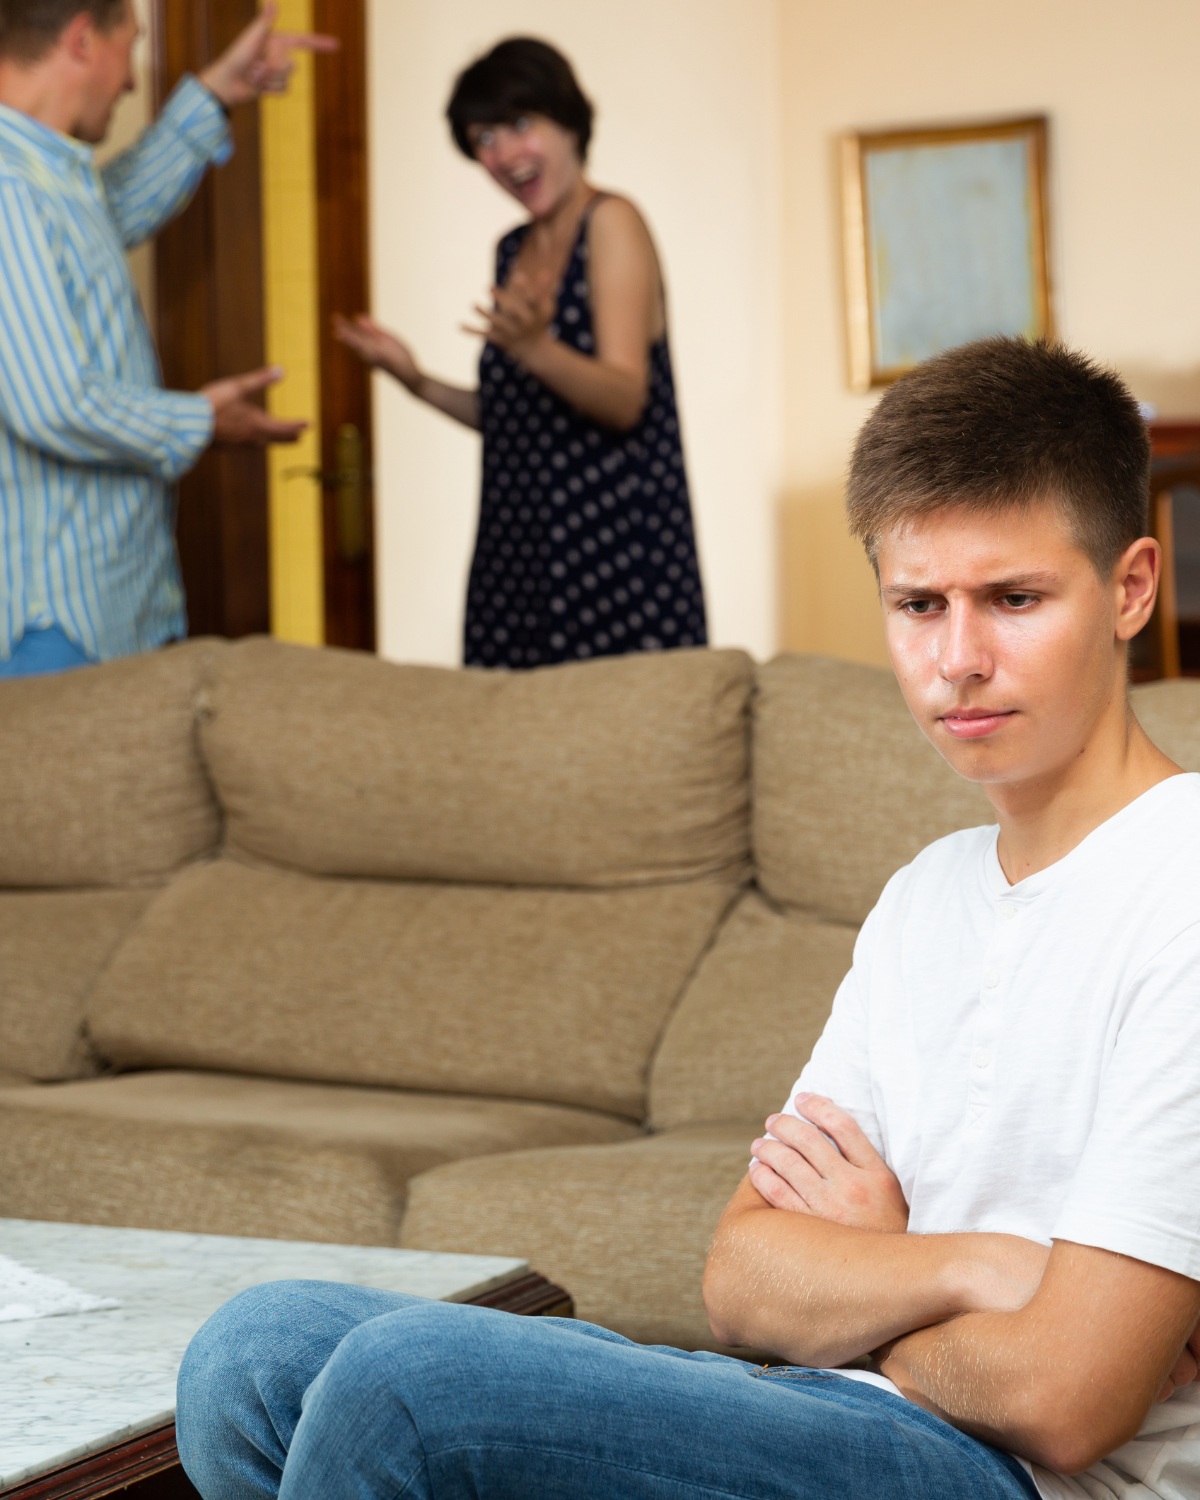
xmin=750 ymin=1093 xmax=909 ymax=1233
xmin=1158 ymin=1320 xmax=1200 ymax=1402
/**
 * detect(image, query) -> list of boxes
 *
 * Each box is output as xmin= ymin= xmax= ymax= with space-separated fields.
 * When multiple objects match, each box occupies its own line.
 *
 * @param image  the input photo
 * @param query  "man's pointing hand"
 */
xmin=199 ymin=2 xmax=339 ymax=109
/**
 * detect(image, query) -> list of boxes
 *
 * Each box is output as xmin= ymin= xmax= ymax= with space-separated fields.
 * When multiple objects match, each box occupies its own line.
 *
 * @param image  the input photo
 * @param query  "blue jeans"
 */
xmin=0 ymin=625 xmax=94 ymax=677
xmin=176 ymin=1282 xmax=1039 ymax=1500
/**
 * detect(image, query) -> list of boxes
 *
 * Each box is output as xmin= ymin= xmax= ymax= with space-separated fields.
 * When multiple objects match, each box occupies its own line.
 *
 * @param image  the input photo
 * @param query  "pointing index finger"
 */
xmin=273 ymin=30 xmax=341 ymax=53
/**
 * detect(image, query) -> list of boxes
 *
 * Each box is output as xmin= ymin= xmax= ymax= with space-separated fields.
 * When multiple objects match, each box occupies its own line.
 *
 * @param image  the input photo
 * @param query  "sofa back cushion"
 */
xmin=648 ymin=891 xmax=855 ymax=1130
xmin=87 ymin=858 xmax=739 ymax=1119
xmin=753 ymin=655 xmax=993 ymax=925
xmin=0 ymin=641 xmax=222 ymax=888
xmin=0 ymin=889 xmax=156 ymax=1079
xmin=199 ymin=639 xmax=753 ymax=887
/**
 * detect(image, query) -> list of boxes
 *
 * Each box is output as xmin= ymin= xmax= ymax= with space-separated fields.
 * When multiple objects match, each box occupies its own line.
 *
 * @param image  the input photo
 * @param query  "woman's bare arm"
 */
xmin=466 ymin=196 xmax=661 ymax=431
xmin=333 ymin=314 xmax=479 ymax=430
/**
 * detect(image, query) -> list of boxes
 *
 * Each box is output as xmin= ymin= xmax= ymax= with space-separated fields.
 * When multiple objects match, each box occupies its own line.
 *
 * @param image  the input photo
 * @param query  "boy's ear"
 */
xmin=1113 ymin=537 xmax=1160 ymax=642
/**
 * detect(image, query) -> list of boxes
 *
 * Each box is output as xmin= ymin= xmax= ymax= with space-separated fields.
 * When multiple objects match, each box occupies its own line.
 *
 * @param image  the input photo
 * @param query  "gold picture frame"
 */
xmin=841 ymin=116 xmax=1053 ymax=391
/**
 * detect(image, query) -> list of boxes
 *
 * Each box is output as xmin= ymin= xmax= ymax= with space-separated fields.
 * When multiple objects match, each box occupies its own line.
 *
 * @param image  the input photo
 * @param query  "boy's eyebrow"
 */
xmin=880 ymin=571 xmax=1062 ymax=599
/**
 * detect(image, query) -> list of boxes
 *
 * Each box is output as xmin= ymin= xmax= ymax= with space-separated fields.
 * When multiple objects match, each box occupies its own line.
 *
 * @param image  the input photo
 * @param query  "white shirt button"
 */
xmin=999 ymin=905 xmax=1017 ymax=921
xmin=984 ymin=971 xmax=1000 ymax=989
xmin=974 ymin=1047 xmax=992 ymax=1068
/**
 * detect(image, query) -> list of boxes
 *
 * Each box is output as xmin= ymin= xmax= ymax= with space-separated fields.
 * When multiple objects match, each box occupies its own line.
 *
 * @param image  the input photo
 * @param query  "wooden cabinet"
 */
xmin=1136 ymin=423 xmax=1200 ymax=681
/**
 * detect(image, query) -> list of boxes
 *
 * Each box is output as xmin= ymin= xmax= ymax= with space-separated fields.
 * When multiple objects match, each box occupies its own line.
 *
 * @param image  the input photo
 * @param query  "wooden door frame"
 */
xmin=152 ymin=0 xmax=375 ymax=650
xmin=313 ymin=0 xmax=375 ymax=650
xmin=152 ymin=0 xmax=269 ymax=641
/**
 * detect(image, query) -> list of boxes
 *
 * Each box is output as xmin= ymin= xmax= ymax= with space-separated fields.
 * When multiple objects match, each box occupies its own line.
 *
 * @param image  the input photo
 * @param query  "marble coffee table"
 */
xmin=0 ymin=1218 xmax=570 ymax=1500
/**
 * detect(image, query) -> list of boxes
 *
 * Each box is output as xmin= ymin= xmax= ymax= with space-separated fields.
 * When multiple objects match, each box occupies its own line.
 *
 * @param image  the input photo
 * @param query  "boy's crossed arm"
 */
xmin=703 ymin=1096 xmax=1200 ymax=1476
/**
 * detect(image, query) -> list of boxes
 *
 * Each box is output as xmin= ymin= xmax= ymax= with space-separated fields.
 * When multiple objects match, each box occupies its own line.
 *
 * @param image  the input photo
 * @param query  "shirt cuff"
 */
xmin=1051 ymin=1205 xmax=1200 ymax=1282
xmin=158 ymin=74 xmax=234 ymax=169
xmin=157 ymin=390 xmax=215 ymax=482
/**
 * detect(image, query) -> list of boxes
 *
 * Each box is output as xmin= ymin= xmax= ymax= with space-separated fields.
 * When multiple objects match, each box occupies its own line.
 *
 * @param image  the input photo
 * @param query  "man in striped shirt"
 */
xmin=0 ymin=1 xmax=334 ymax=677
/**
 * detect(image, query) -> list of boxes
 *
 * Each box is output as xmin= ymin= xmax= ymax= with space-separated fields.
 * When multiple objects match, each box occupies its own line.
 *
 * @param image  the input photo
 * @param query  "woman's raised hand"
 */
xmin=333 ymin=314 xmax=422 ymax=392
xmin=464 ymin=269 xmax=556 ymax=360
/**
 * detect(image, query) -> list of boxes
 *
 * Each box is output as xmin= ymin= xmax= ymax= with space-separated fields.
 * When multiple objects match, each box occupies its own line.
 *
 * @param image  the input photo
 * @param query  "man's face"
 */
xmin=72 ymin=2 xmax=138 ymax=144
xmin=878 ymin=501 xmax=1130 ymax=791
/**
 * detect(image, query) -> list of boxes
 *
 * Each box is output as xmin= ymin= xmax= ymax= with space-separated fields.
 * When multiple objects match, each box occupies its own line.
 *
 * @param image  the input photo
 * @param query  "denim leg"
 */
xmin=0 ymin=626 xmax=95 ymax=677
xmin=179 ymin=1280 xmax=1040 ymax=1500
xmin=176 ymin=1281 xmax=423 ymax=1500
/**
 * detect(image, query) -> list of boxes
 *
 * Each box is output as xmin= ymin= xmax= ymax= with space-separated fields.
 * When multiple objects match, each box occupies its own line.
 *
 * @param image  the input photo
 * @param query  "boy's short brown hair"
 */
xmin=0 ymin=0 xmax=126 ymax=62
xmin=846 ymin=337 xmax=1150 ymax=576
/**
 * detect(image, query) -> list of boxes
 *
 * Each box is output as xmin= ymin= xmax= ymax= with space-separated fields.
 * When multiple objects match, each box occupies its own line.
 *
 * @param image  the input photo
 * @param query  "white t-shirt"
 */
xmin=782 ymin=773 xmax=1200 ymax=1500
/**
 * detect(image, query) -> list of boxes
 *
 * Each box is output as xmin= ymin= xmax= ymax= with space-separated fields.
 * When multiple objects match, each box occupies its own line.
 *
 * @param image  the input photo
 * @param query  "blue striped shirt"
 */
xmin=0 ymin=76 xmax=231 ymax=663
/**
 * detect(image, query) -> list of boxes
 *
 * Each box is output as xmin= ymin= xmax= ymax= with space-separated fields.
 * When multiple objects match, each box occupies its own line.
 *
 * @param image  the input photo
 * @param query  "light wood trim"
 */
xmin=261 ymin=0 xmax=325 ymax=646
xmin=839 ymin=134 xmax=871 ymax=393
xmin=839 ymin=114 xmax=1053 ymax=389
xmin=1153 ymin=488 xmax=1181 ymax=678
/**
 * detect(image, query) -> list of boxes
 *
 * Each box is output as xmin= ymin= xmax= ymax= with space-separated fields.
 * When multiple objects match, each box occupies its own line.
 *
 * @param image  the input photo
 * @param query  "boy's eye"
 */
xmin=902 ymin=598 xmax=937 ymax=615
xmin=1001 ymin=593 xmax=1037 ymax=608
xmin=513 ymin=116 xmax=531 ymax=133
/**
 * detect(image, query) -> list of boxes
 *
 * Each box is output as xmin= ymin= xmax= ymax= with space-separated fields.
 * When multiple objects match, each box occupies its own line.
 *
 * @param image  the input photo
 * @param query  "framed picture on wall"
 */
xmin=841 ymin=116 xmax=1053 ymax=391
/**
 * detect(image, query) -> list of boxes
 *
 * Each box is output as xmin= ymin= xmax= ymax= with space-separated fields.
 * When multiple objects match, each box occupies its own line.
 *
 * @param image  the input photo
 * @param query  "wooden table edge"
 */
xmin=2 ymin=1271 xmax=572 ymax=1500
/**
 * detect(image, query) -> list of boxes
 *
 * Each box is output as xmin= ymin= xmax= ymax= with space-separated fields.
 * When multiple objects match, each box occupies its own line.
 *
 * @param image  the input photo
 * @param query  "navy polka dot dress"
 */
xmin=465 ymin=200 xmax=708 ymax=668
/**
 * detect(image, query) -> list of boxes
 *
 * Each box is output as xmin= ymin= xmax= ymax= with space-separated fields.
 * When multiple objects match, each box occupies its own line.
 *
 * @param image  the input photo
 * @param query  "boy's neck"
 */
xmin=988 ymin=694 xmax=1180 ymax=884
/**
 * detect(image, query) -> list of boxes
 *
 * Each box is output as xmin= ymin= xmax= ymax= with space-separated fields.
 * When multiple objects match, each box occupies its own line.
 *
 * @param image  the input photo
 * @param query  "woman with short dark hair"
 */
xmin=336 ymin=36 xmax=707 ymax=669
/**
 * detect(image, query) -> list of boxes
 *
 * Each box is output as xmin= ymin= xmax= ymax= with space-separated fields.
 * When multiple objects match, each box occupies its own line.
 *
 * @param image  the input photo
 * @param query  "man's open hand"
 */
xmin=201 ymin=366 xmax=307 ymax=447
xmin=750 ymin=1093 xmax=909 ymax=1233
xmin=199 ymin=3 xmax=338 ymax=109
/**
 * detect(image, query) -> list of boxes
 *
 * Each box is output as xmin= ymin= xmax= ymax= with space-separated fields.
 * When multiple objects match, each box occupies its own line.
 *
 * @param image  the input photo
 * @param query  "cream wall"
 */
xmin=97 ymin=0 xmax=155 ymax=330
xmin=779 ymin=0 xmax=1200 ymax=668
xmin=366 ymin=0 xmax=784 ymax=666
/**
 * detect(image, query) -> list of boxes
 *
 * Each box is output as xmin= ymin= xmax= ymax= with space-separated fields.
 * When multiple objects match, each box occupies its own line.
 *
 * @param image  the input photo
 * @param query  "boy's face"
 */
xmin=877 ymin=500 xmax=1155 ymax=790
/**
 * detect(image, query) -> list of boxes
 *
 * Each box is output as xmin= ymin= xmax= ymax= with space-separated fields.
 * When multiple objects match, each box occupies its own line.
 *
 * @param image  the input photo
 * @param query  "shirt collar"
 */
xmin=0 ymin=100 xmax=93 ymax=175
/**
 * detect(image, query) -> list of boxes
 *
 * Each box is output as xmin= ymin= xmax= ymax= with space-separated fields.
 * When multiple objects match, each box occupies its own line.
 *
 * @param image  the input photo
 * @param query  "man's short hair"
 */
xmin=846 ymin=337 xmax=1151 ymax=575
xmin=446 ymin=36 xmax=594 ymax=164
xmin=0 ymin=0 xmax=126 ymax=62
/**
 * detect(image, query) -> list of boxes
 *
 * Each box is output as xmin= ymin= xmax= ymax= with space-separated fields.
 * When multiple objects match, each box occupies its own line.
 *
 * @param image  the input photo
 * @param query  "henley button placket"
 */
xmin=967 ymin=902 xmax=1019 ymax=1130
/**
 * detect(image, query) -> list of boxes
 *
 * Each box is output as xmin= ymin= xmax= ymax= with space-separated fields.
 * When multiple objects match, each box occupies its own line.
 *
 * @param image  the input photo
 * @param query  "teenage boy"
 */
xmin=174 ymin=338 xmax=1200 ymax=1500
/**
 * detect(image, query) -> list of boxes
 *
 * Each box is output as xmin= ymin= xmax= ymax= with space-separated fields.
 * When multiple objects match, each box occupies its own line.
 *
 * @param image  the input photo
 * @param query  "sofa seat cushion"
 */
xmin=0 ymin=640 xmax=222 ymax=888
xmin=87 ymin=858 xmax=738 ymax=1118
xmin=754 ymin=655 xmax=993 ymax=925
xmin=199 ymin=638 xmax=753 ymax=887
xmin=0 ymin=1071 xmax=637 ymax=1246
xmin=401 ymin=1122 xmax=756 ymax=1351
xmin=0 ymin=888 xmax=156 ymax=1081
xmin=649 ymin=891 xmax=855 ymax=1131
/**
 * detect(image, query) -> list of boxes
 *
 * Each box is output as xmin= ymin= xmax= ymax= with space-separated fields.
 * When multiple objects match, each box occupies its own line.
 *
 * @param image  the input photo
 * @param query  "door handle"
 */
xmin=333 ymin=423 xmax=368 ymax=564
xmin=282 ymin=422 xmax=370 ymax=563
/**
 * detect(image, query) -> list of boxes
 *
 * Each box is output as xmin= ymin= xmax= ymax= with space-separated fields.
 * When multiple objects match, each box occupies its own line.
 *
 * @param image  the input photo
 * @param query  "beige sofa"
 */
xmin=3 ymin=638 xmax=1199 ymax=1351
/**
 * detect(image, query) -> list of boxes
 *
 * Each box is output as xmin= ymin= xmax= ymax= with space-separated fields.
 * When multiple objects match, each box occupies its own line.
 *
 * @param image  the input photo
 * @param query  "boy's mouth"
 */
xmin=940 ymin=707 xmax=1016 ymax=740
